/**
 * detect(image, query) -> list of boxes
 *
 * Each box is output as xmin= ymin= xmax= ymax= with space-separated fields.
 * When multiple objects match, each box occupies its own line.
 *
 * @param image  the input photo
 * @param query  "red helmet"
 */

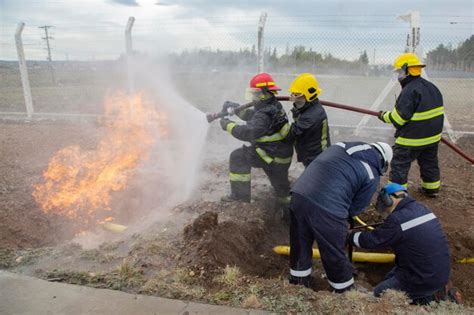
xmin=249 ymin=73 xmax=281 ymax=91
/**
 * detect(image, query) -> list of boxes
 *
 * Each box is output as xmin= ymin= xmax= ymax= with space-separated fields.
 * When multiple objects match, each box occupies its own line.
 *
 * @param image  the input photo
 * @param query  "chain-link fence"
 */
xmin=1 ymin=13 xmax=472 ymax=135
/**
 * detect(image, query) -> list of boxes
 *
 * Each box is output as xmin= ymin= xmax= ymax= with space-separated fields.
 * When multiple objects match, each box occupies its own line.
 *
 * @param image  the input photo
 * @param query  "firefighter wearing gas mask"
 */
xmin=288 ymin=73 xmax=331 ymax=167
xmin=378 ymin=53 xmax=444 ymax=197
xmin=219 ymin=73 xmax=293 ymax=204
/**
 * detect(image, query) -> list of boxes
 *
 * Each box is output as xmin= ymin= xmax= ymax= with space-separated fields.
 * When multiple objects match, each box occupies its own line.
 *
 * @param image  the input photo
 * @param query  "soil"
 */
xmin=0 ymin=120 xmax=473 ymax=309
xmin=179 ymin=203 xmax=288 ymax=279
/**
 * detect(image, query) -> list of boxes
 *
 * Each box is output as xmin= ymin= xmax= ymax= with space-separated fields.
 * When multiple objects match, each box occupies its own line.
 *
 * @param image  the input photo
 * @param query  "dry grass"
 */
xmin=213 ymin=265 xmax=241 ymax=286
xmin=241 ymin=294 xmax=262 ymax=309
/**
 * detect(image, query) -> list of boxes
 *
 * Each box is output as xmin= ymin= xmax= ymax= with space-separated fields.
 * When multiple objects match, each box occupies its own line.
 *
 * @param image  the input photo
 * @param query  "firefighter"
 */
xmin=287 ymin=73 xmax=331 ymax=167
xmin=219 ymin=73 xmax=293 ymax=204
xmin=378 ymin=53 xmax=444 ymax=197
xmin=348 ymin=183 xmax=457 ymax=305
xmin=289 ymin=141 xmax=392 ymax=292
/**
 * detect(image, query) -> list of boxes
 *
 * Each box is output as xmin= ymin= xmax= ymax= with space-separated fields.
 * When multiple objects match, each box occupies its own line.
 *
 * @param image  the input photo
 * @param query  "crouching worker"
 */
xmin=289 ymin=141 xmax=392 ymax=292
xmin=348 ymin=183 xmax=459 ymax=304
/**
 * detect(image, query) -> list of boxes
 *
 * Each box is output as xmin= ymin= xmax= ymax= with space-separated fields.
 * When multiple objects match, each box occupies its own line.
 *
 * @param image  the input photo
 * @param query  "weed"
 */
xmin=262 ymin=293 xmax=312 ymax=313
xmin=0 ymin=249 xmax=15 ymax=268
xmin=141 ymin=273 xmax=206 ymax=300
xmin=214 ymin=265 xmax=241 ymax=286
xmin=422 ymin=301 xmax=471 ymax=315
xmin=241 ymin=294 xmax=262 ymax=309
xmin=116 ymin=260 xmax=144 ymax=288
xmin=380 ymin=289 xmax=410 ymax=308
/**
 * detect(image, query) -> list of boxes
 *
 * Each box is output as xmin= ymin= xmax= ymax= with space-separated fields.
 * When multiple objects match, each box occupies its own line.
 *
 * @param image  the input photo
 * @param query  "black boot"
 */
xmin=289 ymin=275 xmax=315 ymax=289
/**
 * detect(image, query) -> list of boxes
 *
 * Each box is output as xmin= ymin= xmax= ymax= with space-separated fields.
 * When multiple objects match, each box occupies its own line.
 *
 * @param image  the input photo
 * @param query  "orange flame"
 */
xmin=33 ymin=92 xmax=167 ymax=228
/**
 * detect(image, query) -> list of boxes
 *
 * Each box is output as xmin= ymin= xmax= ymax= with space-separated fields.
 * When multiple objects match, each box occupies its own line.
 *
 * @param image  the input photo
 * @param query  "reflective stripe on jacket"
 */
xmin=352 ymin=197 xmax=450 ymax=296
xmin=291 ymin=141 xmax=383 ymax=219
xmin=228 ymin=97 xmax=293 ymax=163
xmin=383 ymin=76 xmax=444 ymax=148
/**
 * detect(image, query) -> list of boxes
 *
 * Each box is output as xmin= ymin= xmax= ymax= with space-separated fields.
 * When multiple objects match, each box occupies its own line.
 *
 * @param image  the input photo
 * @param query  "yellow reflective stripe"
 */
xmin=321 ymin=119 xmax=328 ymax=150
xmin=411 ymin=106 xmax=444 ymax=121
xmin=256 ymin=123 xmax=290 ymax=142
xmin=391 ymin=108 xmax=408 ymax=126
xmin=274 ymin=156 xmax=292 ymax=164
xmin=395 ymin=133 xmax=442 ymax=147
xmin=388 ymin=181 xmax=408 ymax=188
xmin=226 ymin=122 xmax=236 ymax=134
xmin=255 ymin=81 xmax=275 ymax=88
xmin=422 ymin=180 xmax=441 ymax=189
xmin=229 ymin=172 xmax=251 ymax=182
xmin=255 ymin=147 xmax=273 ymax=164
xmin=382 ymin=111 xmax=391 ymax=124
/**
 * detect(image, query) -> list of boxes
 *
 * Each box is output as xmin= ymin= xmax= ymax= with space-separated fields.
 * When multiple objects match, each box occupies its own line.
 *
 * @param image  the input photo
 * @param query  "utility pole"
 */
xmin=39 ymin=25 xmax=56 ymax=83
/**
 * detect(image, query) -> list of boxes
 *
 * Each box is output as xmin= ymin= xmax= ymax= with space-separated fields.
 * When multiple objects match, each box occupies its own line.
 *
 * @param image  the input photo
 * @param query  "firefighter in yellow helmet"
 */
xmin=287 ymin=73 xmax=330 ymax=167
xmin=378 ymin=53 xmax=444 ymax=197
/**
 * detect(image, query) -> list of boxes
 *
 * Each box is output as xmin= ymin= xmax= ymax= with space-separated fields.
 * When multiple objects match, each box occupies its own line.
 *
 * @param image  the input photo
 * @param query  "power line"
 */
xmin=38 ymin=25 xmax=56 ymax=82
xmin=38 ymin=25 xmax=54 ymax=61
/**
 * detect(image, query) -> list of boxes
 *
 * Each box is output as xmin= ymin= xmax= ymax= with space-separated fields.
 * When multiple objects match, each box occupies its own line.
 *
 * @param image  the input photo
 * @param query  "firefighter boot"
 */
xmin=289 ymin=274 xmax=315 ymax=290
xmin=222 ymin=181 xmax=251 ymax=203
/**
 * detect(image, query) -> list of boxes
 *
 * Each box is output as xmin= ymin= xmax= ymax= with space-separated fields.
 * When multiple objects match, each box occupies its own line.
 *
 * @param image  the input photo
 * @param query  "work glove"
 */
xmin=222 ymin=101 xmax=240 ymax=115
xmin=220 ymin=118 xmax=232 ymax=131
xmin=377 ymin=110 xmax=387 ymax=122
xmin=290 ymin=107 xmax=300 ymax=120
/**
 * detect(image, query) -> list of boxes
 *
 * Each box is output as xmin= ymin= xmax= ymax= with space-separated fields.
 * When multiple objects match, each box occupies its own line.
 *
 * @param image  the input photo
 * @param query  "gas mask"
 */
xmin=393 ymin=64 xmax=408 ymax=83
xmin=289 ymin=93 xmax=306 ymax=109
xmin=245 ymin=88 xmax=274 ymax=102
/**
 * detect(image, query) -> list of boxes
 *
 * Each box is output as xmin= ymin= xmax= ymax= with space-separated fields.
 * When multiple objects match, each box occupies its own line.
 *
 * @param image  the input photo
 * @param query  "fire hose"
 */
xmin=206 ymin=96 xmax=474 ymax=165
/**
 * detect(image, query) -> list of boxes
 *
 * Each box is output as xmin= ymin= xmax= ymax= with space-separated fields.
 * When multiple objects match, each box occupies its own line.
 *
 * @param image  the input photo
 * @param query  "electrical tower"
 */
xmin=39 ymin=25 xmax=55 ymax=83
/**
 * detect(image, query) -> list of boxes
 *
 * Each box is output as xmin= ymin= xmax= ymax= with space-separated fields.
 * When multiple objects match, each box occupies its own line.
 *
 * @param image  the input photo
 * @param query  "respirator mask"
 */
xmin=289 ymin=93 xmax=306 ymax=109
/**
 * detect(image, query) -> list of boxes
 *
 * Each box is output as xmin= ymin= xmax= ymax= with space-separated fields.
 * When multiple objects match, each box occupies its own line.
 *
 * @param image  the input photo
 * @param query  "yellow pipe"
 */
xmin=101 ymin=222 xmax=128 ymax=233
xmin=353 ymin=216 xmax=374 ymax=231
xmin=457 ymin=258 xmax=474 ymax=264
xmin=273 ymin=246 xmax=395 ymax=263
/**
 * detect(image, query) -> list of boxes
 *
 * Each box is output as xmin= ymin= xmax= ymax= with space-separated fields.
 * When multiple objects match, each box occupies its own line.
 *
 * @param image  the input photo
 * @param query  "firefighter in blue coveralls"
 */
xmin=348 ymin=183 xmax=456 ymax=304
xmin=288 ymin=141 xmax=393 ymax=292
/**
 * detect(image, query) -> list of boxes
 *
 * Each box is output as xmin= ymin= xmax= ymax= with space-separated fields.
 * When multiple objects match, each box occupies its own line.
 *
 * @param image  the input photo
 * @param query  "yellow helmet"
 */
xmin=288 ymin=73 xmax=321 ymax=102
xmin=393 ymin=53 xmax=425 ymax=70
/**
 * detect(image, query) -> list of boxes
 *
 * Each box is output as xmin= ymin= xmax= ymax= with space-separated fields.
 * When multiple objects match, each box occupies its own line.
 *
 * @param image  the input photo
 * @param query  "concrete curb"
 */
xmin=0 ymin=271 xmax=271 ymax=315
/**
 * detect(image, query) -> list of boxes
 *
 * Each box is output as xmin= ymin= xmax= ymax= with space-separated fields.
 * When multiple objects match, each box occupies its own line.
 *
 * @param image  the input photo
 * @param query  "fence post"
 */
xmin=125 ymin=16 xmax=135 ymax=95
xmin=257 ymin=12 xmax=267 ymax=73
xmin=14 ymin=22 xmax=34 ymax=119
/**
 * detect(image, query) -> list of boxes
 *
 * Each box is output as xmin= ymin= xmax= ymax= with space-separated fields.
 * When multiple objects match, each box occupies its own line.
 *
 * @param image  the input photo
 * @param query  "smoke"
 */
xmin=122 ymin=56 xmax=209 ymax=227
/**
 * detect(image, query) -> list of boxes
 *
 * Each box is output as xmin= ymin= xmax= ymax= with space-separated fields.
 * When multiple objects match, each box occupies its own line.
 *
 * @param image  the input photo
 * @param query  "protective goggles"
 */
xmin=245 ymin=88 xmax=277 ymax=101
xmin=289 ymin=92 xmax=304 ymax=102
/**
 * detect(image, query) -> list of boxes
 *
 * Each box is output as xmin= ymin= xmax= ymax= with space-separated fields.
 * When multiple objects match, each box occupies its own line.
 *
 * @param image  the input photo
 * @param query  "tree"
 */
xmin=358 ymin=50 xmax=369 ymax=65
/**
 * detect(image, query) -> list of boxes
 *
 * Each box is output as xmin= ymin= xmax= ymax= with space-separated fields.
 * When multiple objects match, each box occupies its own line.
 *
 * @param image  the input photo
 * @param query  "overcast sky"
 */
xmin=0 ymin=0 xmax=472 ymax=61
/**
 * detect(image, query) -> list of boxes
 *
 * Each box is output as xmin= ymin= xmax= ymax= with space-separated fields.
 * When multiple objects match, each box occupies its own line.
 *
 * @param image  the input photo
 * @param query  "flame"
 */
xmin=33 ymin=92 xmax=167 ymax=228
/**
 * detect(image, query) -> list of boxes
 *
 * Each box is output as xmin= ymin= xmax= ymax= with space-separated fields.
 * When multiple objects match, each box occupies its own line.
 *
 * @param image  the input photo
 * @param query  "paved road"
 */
xmin=0 ymin=271 xmax=270 ymax=315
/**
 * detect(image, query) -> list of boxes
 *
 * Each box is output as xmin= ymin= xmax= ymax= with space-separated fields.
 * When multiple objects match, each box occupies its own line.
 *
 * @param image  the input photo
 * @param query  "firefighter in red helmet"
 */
xmin=220 ymin=73 xmax=293 ymax=205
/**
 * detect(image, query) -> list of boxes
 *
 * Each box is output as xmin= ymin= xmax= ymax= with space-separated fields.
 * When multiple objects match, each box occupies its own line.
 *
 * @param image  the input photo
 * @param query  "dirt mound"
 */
xmin=180 ymin=210 xmax=287 ymax=278
xmin=183 ymin=211 xmax=218 ymax=240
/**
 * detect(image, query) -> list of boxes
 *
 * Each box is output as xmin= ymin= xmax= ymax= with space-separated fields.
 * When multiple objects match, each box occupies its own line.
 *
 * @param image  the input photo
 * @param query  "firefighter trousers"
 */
xmin=229 ymin=146 xmax=291 ymax=203
xmin=289 ymin=193 xmax=354 ymax=291
xmin=390 ymin=144 xmax=441 ymax=193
